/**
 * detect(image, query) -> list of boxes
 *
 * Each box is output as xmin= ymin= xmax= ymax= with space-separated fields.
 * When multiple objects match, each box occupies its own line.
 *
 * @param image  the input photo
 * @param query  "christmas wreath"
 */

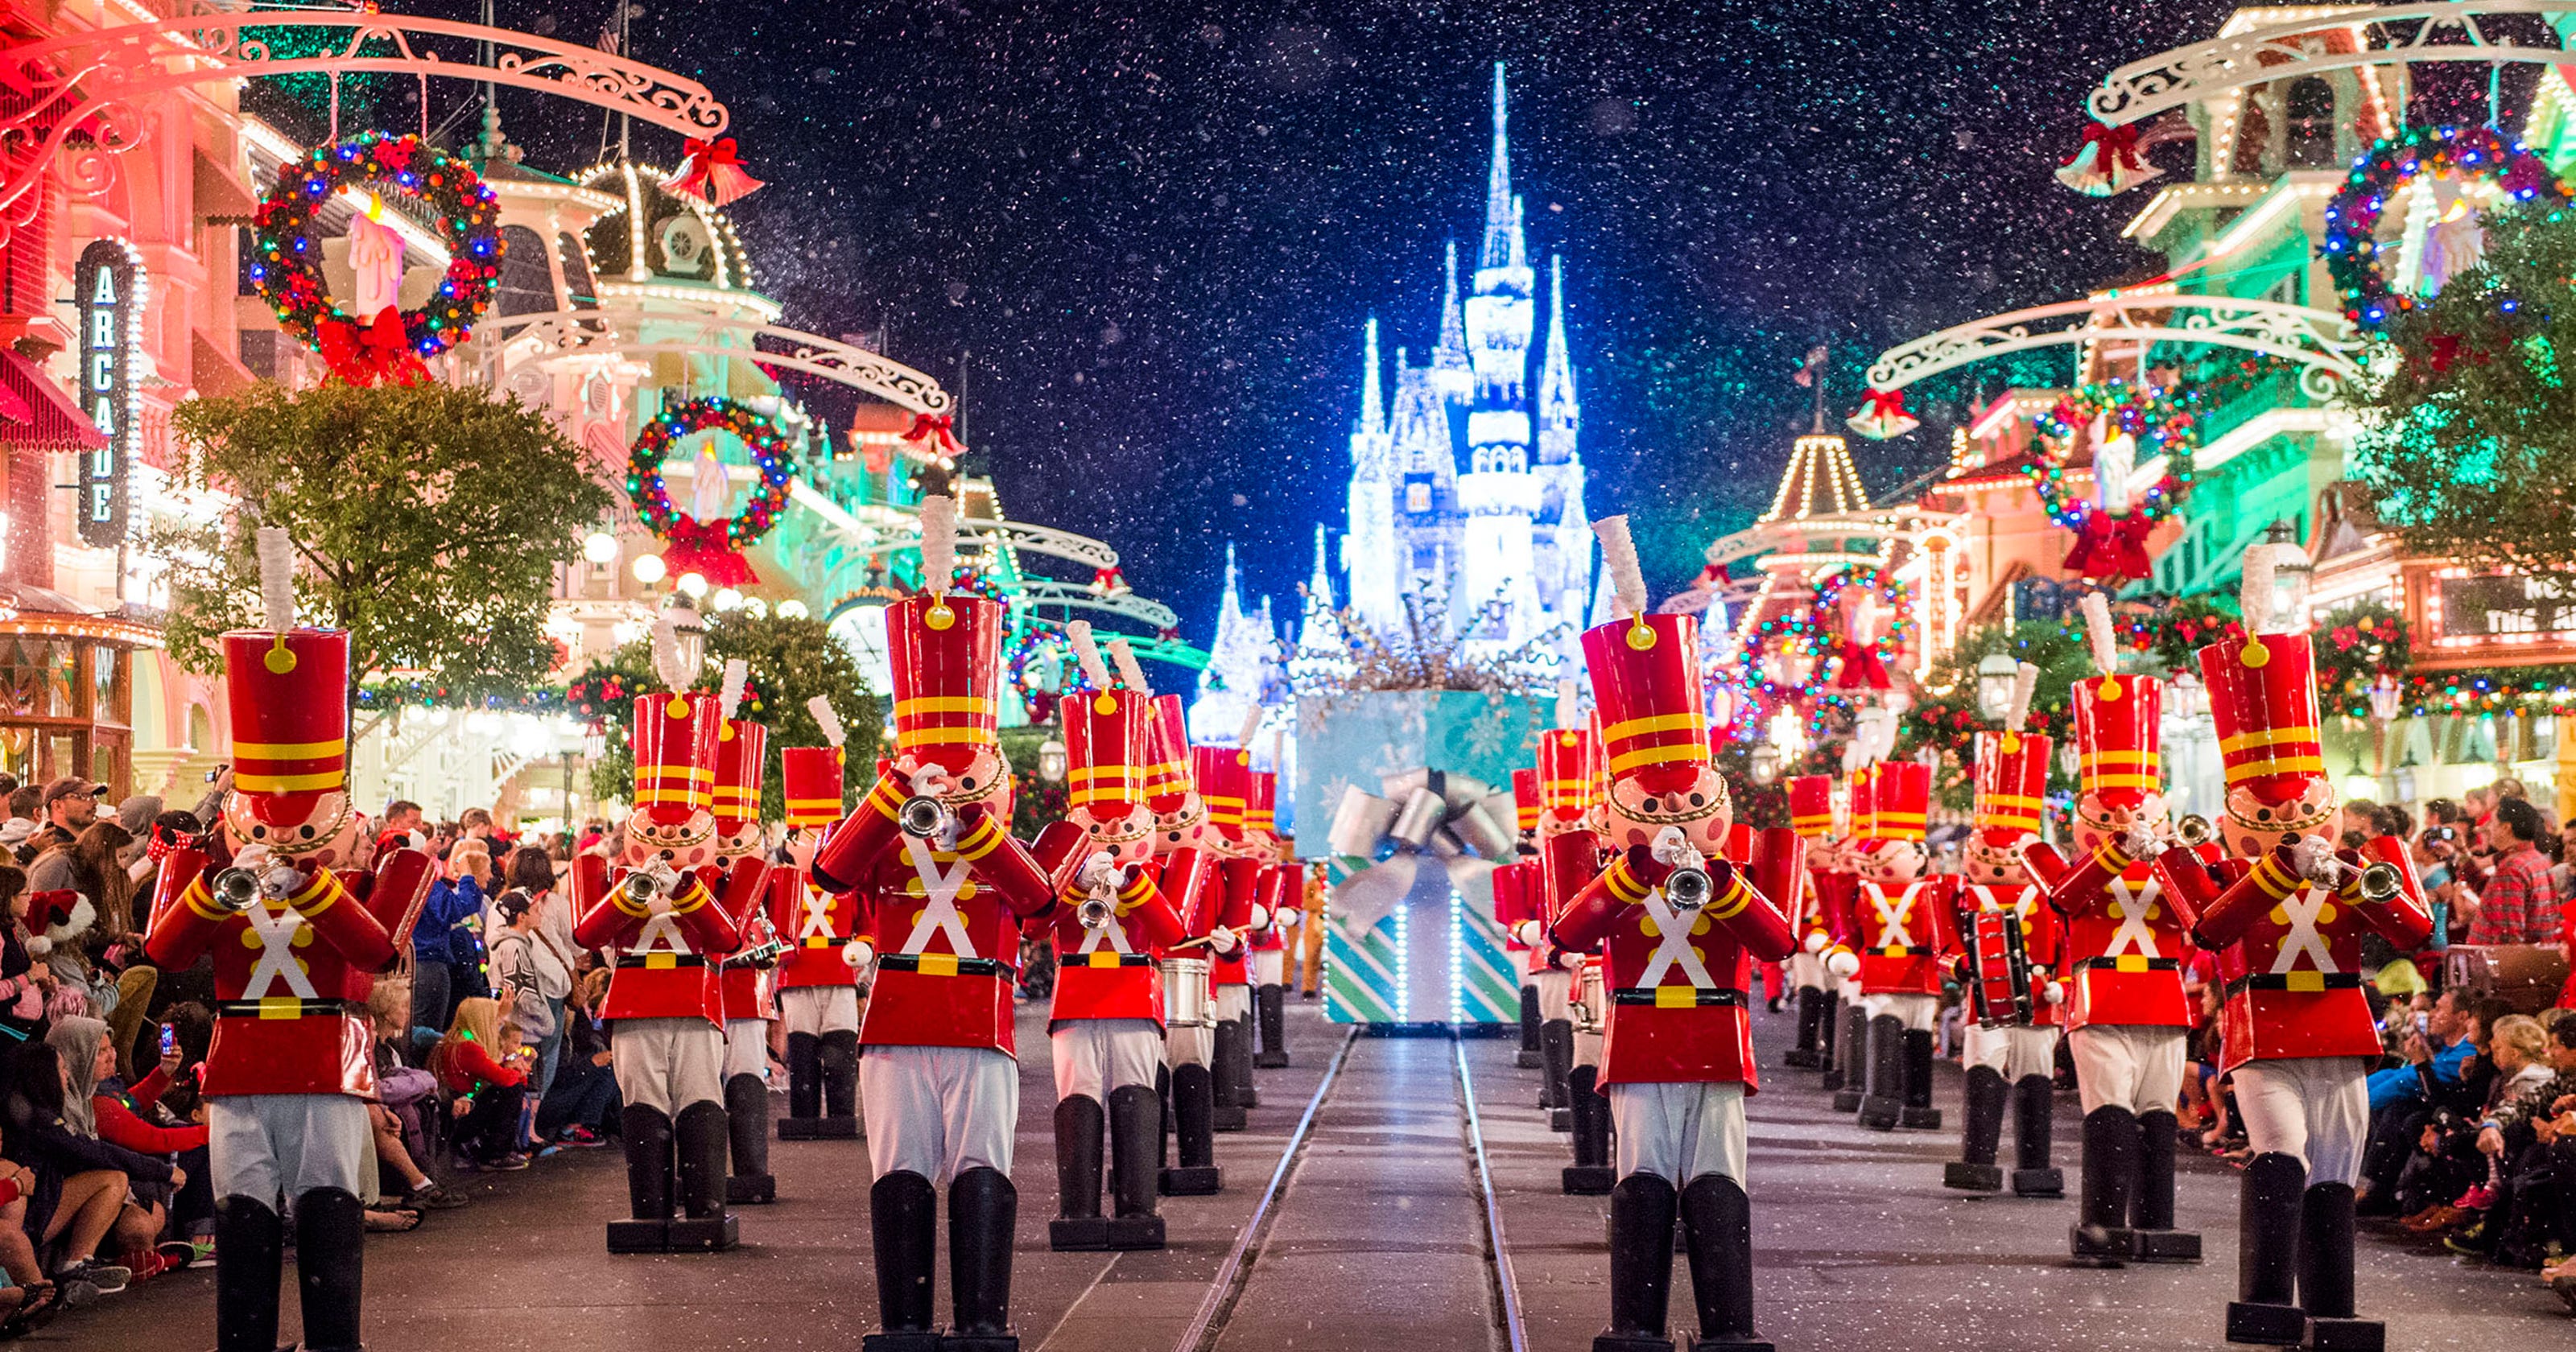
xmin=2314 ymin=598 xmax=2412 ymax=712
xmin=626 ymin=397 xmax=797 ymax=587
xmin=2322 ymin=125 xmax=2570 ymax=334
xmin=250 ymin=132 xmax=504 ymax=385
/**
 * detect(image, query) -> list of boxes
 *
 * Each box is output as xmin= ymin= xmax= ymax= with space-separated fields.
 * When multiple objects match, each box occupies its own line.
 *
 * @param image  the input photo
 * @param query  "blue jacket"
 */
xmin=413 ymin=876 xmax=486 ymax=964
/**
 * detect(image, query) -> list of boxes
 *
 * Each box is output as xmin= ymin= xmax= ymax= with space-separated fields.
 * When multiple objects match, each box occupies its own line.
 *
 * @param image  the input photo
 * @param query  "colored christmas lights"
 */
xmin=625 ymin=396 xmax=799 ymax=587
xmin=2322 ymin=125 xmax=2570 ymax=335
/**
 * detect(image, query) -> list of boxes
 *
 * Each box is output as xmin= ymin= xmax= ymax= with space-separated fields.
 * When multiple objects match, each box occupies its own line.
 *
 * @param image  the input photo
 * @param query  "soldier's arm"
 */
xmin=1114 ymin=865 xmax=1187 ymax=950
xmin=1553 ymin=846 xmax=1661 ymax=951
xmin=291 ymin=868 xmax=395 ymax=971
xmin=2190 ymin=847 xmax=2297 ymax=950
xmin=364 ymin=847 xmax=437 ymax=954
xmin=141 ymin=849 xmax=222 ymax=969
xmin=954 ymin=804 xmax=1059 ymax=920
xmin=570 ymin=854 xmax=644 ymax=950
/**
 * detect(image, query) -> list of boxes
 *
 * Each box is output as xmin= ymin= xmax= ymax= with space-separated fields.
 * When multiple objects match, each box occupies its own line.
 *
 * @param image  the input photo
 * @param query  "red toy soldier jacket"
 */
xmin=712 ymin=718 xmax=779 ymax=1021
xmin=1553 ymin=833 xmax=1801 ymax=1086
xmin=2185 ymin=839 xmax=2432 ymax=1070
xmin=572 ymin=852 xmax=761 ymax=1025
xmin=774 ymin=868 xmax=865 ymax=989
xmin=1951 ymin=881 xmax=2062 ymax=1028
xmin=2029 ymin=840 xmax=2195 ymax=1031
xmin=1039 ymin=862 xmax=1187 ymax=1028
xmin=1854 ymin=877 xmax=1956 ymax=995
xmin=856 ymin=807 xmax=1056 ymax=1056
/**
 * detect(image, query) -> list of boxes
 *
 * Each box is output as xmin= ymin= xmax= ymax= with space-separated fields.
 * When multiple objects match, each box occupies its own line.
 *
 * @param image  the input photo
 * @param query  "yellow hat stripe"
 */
xmin=235 ymin=738 xmax=349 ymax=760
xmin=637 ymin=766 xmax=713 ymax=783
xmin=2221 ymin=727 xmax=2320 ymax=753
xmin=1602 ymin=712 xmax=1707 ymax=742
xmin=2225 ymin=755 xmax=2326 ymax=784
xmin=1608 ymin=744 xmax=1710 ymax=774
xmin=898 ymin=728 xmax=998 ymax=748
xmin=235 ymin=769 xmax=346 ymax=792
xmin=1980 ymin=793 xmax=2046 ymax=811
xmin=894 ymin=696 xmax=997 ymax=717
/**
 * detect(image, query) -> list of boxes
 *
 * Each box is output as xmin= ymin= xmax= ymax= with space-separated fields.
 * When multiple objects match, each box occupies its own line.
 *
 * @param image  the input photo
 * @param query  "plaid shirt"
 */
xmin=2468 ymin=844 xmax=2557 ymax=946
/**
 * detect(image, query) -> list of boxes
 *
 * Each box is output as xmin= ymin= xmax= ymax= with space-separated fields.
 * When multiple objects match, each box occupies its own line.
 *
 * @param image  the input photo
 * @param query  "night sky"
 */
xmin=338 ymin=2 xmax=2526 ymax=653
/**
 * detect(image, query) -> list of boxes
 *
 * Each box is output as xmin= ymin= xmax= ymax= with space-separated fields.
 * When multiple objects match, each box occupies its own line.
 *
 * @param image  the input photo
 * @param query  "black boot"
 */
xmin=2299 ymin=1182 xmax=2378 ymax=1351
xmin=1254 ymin=984 xmax=1290 ymax=1068
xmin=1857 ymin=1015 xmax=1905 ymax=1130
xmin=1517 ymin=983 xmax=1544 ymax=1068
xmin=292 ymin=1187 xmax=365 ymax=1352
xmin=1596 ymin=1173 xmax=1679 ymax=1352
xmin=1104 ymin=1083 xmax=1167 ymax=1250
xmin=1944 ymin=1065 xmax=2008 ymax=1192
xmin=1230 ymin=1012 xmax=1261 ymax=1106
xmin=1563 ymin=1064 xmax=1616 ymax=1195
xmin=778 ymin=1031 xmax=824 ymax=1138
xmin=948 ymin=1165 xmax=1019 ymax=1351
xmin=1680 ymin=1174 xmax=1770 ymax=1352
xmin=213 ymin=1195 xmax=284 ymax=1352
xmin=1157 ymin=1063 xmax=1173 ymax=1173
xmin=1816 ymin=991 xmax=1840 ymax=1074
xmin=2010 ymin=1074 xmax=2064 ymax=1197
xmin=608 ymin=1104 xmax=675 ymax=1252
xmin=1783 ymin=986 xmax=1823 ymax=1069
xmin=817 ymin=1028 xmax=862 ymax=1137
xmin=1160 ymin=1061 xmax=1224 ymax=1195
xmin=2225 ymin=1152 xmax=2308 ymax=1346
xmin=1542 ymin=1018 xmax=1576 ymax=1126
xmin=2070 ymin=1106 xmax=2136 ymax=1268
xmin=1828 ymin=1004 xmax=1868 ymax=1109
xmin=866 ymin=1170 xmax=940 ymax=1352
xmin=1210 ymin=1018 xmax=1249 ymax=1131
xmin=1899 ymin=1028 xmax=1942 ymax=1129
xmin=2126 ymin=1108 xmax=2197 ymax=1259
xmin=671 ymin=1099 xmax=740 ymax=1251
xmin=1050 ymin=1094 xmax=1108 ymax=1251
xmin=724 ymin=1073 xmax=776 ymax=1204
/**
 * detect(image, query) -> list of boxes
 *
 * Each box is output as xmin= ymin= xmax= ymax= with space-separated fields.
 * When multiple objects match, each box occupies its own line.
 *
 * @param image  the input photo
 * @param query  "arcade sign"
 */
xmin=72 ymin=239 xmax=142 ymax=550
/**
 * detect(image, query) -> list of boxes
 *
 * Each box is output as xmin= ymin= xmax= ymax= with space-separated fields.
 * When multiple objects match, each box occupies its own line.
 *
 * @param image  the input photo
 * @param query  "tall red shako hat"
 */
xmin=1868 ymin=760 xmax=1930 ymax=843
xmin=779 ymin=693 xmax=848 ymax=831
xmin=709 ymin=661 xmax=766 ymax=836
xmin=1971 ymin=658 xmax=2046 ymax=847
xmin=1847 ymin=765 xmax=1876 ymax=843
xmin=225 ymin=526 xmax=352 ymax=832
xmin=886 ymin=495 xmax=1002 ymax=778
xmin=1510 ymin=769 xmax=1542 ymax=835
xmin=2198 ymin=541 xmax=2327 ymax=823
xmin=631 ymin=690 xmax=721 ymax=831
xmin=1191 ymin=745 xmax=1246 ymax=837
xmin=1580 ymin=515 xmax=1711 ymax=798
xmin=1535 ymin=724 xmax=1600 ymax=826
xmin=1788 ymin=776 xmax=1835 ymax=839
xmin=1144 ymin=693 xmax=1195 ymax=816
xmin=1061 ymin=621 xmax=1150 ymax=820
xmin=2071 ymin=592 xmax=2162 ymax=810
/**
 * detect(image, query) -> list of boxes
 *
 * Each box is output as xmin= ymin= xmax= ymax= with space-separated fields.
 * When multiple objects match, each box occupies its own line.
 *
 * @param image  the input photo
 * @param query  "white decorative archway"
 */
xmin=1867 ymin=294 xmax=2368 ymax=402
xmin=493 ymin=311 xmax=953 ymax=414
xmin=2087 ymin=2 xmax=2576 ymax=126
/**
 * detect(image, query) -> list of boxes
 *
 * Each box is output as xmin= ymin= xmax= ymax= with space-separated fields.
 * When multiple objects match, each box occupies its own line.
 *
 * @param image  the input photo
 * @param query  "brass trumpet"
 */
xmin=1076 ymin=893 xmax=1116 ymax=931
xmin=1666 ymin=864 xmax=1713 ymax=910
xmin=898 ymin=795 xmax=953 ymax=839
xmin=620 ymin=872 xmax=662 ymax=906
xmin=211 ymin=868 xmax=260 ymax=913
xmin=2174 ymin=814 xmax=2215 ymax=847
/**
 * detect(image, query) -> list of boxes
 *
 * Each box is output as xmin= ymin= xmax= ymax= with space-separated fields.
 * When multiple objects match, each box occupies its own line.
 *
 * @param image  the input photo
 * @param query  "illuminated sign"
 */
xmin=72 ymin=240 xmax=142 ymax=550
xmin=2425 ymin=569 xmax=2576 ymax=648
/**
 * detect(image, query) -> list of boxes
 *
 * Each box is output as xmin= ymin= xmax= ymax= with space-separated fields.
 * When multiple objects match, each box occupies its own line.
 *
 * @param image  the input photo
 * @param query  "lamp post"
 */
xmin=2263 ymin=519 xmax=2312 ymax=630
xmin=1037 ymin=737 xmax=1067 ymax=783
xmin=1749 ymin=742 xmax=1781 ymax=786
xmin=1975 ymin=652 xmax=2021 ymax=723
xmin=665 ymin=596 xmax=707 ymax=678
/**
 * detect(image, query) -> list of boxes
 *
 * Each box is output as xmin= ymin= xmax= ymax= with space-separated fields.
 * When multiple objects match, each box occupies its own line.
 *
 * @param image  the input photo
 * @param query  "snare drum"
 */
xmin=1572 ymin=957 xmax=1606 ymax=1034
xmin=1965 ymin=909 xmax=2033 ymax=1029
xmin=1159 ymin=956 xmax=1213 ymax=1029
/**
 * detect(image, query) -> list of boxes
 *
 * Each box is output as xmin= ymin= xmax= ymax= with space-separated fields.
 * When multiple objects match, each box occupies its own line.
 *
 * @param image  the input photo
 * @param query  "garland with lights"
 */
xmin=250 ymin=133 xmax=503 ymax=385
xmin=626 ymin=396 xmax=797 ymax=588
xmin=1719 ymin=566 xmax=1912 ymax=740
xmin=2322 ymin=125 xmax=2570 ymax=335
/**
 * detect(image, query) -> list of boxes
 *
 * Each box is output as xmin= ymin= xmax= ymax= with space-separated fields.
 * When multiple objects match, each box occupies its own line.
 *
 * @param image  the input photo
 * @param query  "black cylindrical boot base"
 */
xmin=1517 ymin=983 xmax=1544 ymax=1066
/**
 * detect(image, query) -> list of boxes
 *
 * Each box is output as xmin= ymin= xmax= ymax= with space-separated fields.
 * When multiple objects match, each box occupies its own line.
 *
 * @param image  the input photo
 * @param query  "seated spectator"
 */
xmin=363 ymin=979 xmax=462 ymax=1213
xmin=2446 ymin=1016 xmax=2576 ymax=1265
xmin=46 ymin=1016 xmax=196 ymax=1282
xmin=0 ymin=1041 xmax=152 ymax=1303
xmin=431 ymin=997 xmax=530 ymax=1172
xmin=0 ymin=1130 xmax=60 ymax=1334
xmin=0 ymin=864 xmax=47 ymax=1045
xmin=536 ymin=955 xmax=618 ymax=1148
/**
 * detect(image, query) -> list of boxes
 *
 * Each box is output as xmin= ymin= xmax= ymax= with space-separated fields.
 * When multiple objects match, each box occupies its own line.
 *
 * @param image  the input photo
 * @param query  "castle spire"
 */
xmin=1217 ymin=542 xmax=1245 ymax=625
xmin=1308 ymin=525 xmax=1335 ymax=608
xmin=1432 ymin=241 xmax=1472 ymax=398
xmin=1480 ymin=61 xmax=1517 ymax=270
xmin=1538 ymin=254 xmax=1578 ymax=443
xmin=1359 ymin=317 xmax=1385 ymax=436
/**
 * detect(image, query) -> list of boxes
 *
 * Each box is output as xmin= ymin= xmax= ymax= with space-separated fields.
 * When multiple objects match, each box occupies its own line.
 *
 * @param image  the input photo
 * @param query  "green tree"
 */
xmin=586 ymin=610 xmax=882 ymax=819
xmin=2352 ymin=204 xmax=2576 ymax=570
xmin=154 ymin=381 xmax=617 ymax=719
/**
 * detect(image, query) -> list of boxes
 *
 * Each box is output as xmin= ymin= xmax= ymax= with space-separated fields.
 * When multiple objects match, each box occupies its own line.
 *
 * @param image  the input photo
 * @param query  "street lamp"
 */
xmin=2262 ymin=519 xmax=2312 ymax=629
xmin=2170 ymin=670 xmax=2208 ymax=721
xmin=665 ymin=597 xmax=707 ymax=677
xmin=582 ymin=531 xmax=620 ymax=564
xmin=1749 ymin=741 xmax=1781 ymax=786
xmin=1037 ymin=737 xmax=1067 ymax=783
xmin=631 ymin=553 xmax=667 ymax=585
xmin=1975 ymin=652 xmax=2021 ymax=722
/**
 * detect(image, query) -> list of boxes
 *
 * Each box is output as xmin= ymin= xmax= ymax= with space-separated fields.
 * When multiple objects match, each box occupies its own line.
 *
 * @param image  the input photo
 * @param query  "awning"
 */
xmin=0 ymin=350 xmax=106 ymax=450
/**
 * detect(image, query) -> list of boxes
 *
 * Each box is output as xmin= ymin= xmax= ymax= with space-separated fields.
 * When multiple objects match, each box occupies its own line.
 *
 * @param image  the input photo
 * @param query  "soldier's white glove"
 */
xmin=1248 ymin=904 xmax=1270 ymax=930
xmin=1278 ymin=907 xmax=1302 ymax=929
xmin=2122 ymin=821 xmax=2167 ymax=861
xmin=2291 ymin=835 xmax=2341 ymax=886
xmin=1802 ymin=930 xmax=1830 ymax=955
xmin=906 ymin=765 xmax=955 ymax=798
xmin=1209 ymin=925 xmax=1240 ymax=954
xmin=1557 ymin=949 xmax=1585 ymax=972
xmin=842 ymin=938 xmax=875 ymax=969
xmin=231 ymin=843 xmax=278 ymax=876
xmin=646 ymin=888 xmax=675 ymax=917
xmin=1649 ymin=825 xmax=1697 ymax=868
xmin=1078 ymin=851 xmax=1121 ymax=893
xmin=1514 ymin=920 xmax=1545 ymax=948
xmin=1825 ymin=946 xmax=1860 ymax=979
xmin=2042 ymin=979 xmax=2066 ymax=1006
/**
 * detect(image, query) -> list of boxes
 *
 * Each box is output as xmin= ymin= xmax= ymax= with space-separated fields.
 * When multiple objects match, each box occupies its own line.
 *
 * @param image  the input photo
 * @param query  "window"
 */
xmin=494 ymin=226 xmax=556 ymax=316
xmin=1405 ymin=480 xmax=1431 ymax=513
xmin=2285 ymin=79 xmax=2336 ymax=169
xmin=556 ymin=233 xmax=599 ymax=310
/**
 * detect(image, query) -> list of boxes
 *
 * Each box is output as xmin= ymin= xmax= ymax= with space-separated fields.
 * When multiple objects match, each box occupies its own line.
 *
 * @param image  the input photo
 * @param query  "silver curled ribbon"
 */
xmin=1325 ymin=768 xmax=1521 ymax=940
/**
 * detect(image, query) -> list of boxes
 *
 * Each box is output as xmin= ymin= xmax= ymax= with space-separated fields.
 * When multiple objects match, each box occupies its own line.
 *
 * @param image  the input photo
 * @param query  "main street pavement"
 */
xmin=72 ymin=992 xmax=2566 ymax=1350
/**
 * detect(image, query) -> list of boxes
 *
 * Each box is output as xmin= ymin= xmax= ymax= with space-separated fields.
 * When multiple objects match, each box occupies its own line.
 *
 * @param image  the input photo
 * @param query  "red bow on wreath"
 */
xmin=660 ymin=516 xmax=760 ymax=588
xmin=2061 ymin=509 xmax=2156 ymax=583
xmin=1846 ymin=387 xmax=1919 ymax=440
xmin=905 ymin=413 xmax=961 ymax=455
xmin=2056 ymin=121 xmax=2163 ymax=198
xmin=659 ymin=137 xmax=766 ymax=208
xmin=2421 ymin=330 xmax=2491 ymax=376
xmin=316 ymin=306 xmax=428 ymax=388
xmin=1835 ymin=637 xmax=1891 ymax=690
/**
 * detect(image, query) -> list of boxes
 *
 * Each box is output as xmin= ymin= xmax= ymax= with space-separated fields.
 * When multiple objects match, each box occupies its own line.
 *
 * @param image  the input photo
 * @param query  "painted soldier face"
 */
xmin=1154 ymin=791 xmax=1212 ymax=852
xmin=1963 ymin=839 xmax=2029 ymax=887
xmin=2072 ymin=789 xmax=2169 ymax=855
xmin=897 ymin=743 xmax=1009 ymax=809
xmin=1864 ymin=839 xmax=1930 ymax=884
xmin=1604 ymin=765 xmax=1732 ymax=855
xmin=1071 ymin=802 xmax=1154 ymax=864
xmin=225 ymin=789 xmax=357 ymax=868
xmin=713 ymin=818 xmax=762 ymax=861
xmin=625 ymin=809 xmax=718 ymax=872
xmin=2223 ymin=777 xmax=2337 ymax=859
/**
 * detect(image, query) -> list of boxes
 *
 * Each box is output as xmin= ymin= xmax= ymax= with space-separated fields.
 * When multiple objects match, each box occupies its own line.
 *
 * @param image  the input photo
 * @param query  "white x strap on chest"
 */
xmin=1636 ymin=885 xmax=1716 ymax=989
xmin=1077 ymin=908 xmax=1133 ymax=957
xmin=900 ymin=837 xmax=980 ymax=961
xmin=631 ymin=907 xmax=689 ymax=957
xmin=2103 ymin=877 xmax=2163 ymax=960
xmin=242 ymin=904 xmax=320 ymax=1001
xmin=797 ymin=884 xmax=836 ymax=942
xmin=2268 ymin=885 xmax=2336 ymax=976
xmin=1868 ymin=884 xmax=1918 ymax=949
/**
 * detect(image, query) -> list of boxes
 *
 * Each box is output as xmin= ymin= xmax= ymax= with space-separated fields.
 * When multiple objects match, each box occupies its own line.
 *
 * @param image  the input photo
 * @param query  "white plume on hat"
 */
xmin=2006 ymin=661 xmax=2039 ymax=731
xmin=1554 ymin=678 xmax=1581 ymax=729
xmin=1236 ymin=702 xmax=1265 ymax=749
xmin=2240 ymin=543 xmax=2277 ymax=635
xmin=1107 ymin=636 xmax=1151 ymax=695
xmin=257 ymin=525 xmax=296 ymax=633
xmin=2080 ymin=591 xmax=2120 ymax=676
xmin=650 ymin=617 xmax=691 ymax=691
xmin=918 ymin=494 xmax=958 ymax=596
xmin=807 ymin=695 xmax=846 ymax=748
xmin=1593 ymin=515 xmax=1648 ymax=620
xmin=717 ymin=658 xmax=750 ymax=720
xmin=1066 ymin=620 xmax=1112 ymax=691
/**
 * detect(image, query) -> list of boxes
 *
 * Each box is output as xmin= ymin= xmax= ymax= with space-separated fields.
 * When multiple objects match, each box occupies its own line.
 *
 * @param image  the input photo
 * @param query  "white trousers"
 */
xmin=723 ymin=1016 xmax=770 ymax=1080
xmin=210 ymin=1094 xmax=369 ymax=1204
xmin=1575 ymin=1026 xmax=1604 ymax=1068
xmin=1962 ymin=1024 xmax=2059 ymax=1081
xmin=1789 ymin=951 xmax=1825 ymax=991
xmin=612 ymin=1016 xmax=725 ymax=1116
xmin=1533 ymin=968 xmax=1572 ymax=1023
xmin=861 ymin=1044 xmax=1018 ymax=1185
xmin=1609 ymin=1082 xmax=1748 ymax=1185
xmin=1215 ymin=984 xmax=1249 ymax=1021
xmin=1165 ymin=1022 xmax=1212 ymax=1068
xmin=1251 ymin=950 xmax=1284 ymax=985
xmin=1052 ymin=1019 xmax=1164 ymax=1103
xmin=2232 ymin=1058 xmax=2371 ymax=1187
xmin=2067 ymin=1024 xmax=2186 ymax=1117
xmin=778 ymin=985 xmax=861 ymax=1037
xmin=1859 ymin=991 xmax=1938 ymax=1031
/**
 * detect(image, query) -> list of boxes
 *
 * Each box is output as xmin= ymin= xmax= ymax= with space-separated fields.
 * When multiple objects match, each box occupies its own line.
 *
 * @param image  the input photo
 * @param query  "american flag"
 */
xmin=1790 ymin=345 xmax=1828 ymax=388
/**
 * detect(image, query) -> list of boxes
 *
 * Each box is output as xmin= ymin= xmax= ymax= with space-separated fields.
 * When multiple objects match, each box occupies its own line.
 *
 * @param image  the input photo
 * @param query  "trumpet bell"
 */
xmin=2356 ymin=862 xmax=2404 ymax=905
xmin=1666 ymin=865 xmax=1712 ymax=909
xmin=212 ymin=868 xmax=260 ymax=911
xmin=898 ymin=796 xmax=950 ymax=839
xmin=620 ymin=872 xmax=659 ymax=904
xmin=1077 ymin=896 xmax=1115 ymax=930
xmin=2174 ymin=814 xmax=2215 ymax=847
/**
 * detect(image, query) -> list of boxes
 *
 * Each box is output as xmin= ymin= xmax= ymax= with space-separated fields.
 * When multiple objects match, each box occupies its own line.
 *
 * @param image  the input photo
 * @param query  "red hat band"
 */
xmin=224 ymin=629 xmax=351 ymax=802
xmin=1244 ymin=770 xmax=1277 ymax=835
xmin=1582 ymin=612 xmax=1709 ymax=793
xmin=712 ymin=719 xmax=767 ymax=831
xmin=2198 ymin=633 xmax=2323 ymax=805
xmin=1143 ymin=692 xmax=1195 ymax=812
xmin=1788 ymin=775 xmax=1834 ymax=839
xmin=1066 ymin=687 xmax=1150 ymax=814
xmin=886 ymin=592 xmax=1003 ymax=774
xmin=1973 ymin=731 xmax=2050 ymax=839
xmin=1535 ymin=727 xmax=1600 ymax=816
xmin=632 ymin=690 xmax=722 ymax=826
xmin=778 ymin=746 xmax=844 ymax=828
xmin=2074 ymin=671 xmax=2164 ymax=807
xmin=1869 ymin=760 xmax=1930 ymax=841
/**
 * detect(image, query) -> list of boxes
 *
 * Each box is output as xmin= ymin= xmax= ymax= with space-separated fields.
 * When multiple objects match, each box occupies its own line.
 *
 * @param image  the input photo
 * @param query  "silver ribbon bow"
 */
xmin=1326 ymin=768 xmax=1521 ymax=940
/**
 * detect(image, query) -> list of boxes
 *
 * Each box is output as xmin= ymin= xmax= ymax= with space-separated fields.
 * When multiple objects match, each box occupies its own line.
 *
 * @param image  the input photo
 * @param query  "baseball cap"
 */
xmin=41 ymin=777 xmax=102 ymax=806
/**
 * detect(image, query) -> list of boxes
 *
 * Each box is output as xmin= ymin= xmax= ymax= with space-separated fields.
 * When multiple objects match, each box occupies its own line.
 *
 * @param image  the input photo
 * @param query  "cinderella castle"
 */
xmin=1192 ymin=63 xmax=1593 ymax=744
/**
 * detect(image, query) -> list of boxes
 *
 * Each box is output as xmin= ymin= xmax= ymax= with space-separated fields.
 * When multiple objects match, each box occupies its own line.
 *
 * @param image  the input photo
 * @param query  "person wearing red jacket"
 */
xmin=1137 ymin=686 xmax=1226 ymax=1195
xmin=806 ymin=516 xmax=1063 ymax=1352
xmin=2155 ymin=559 xmax=2434 ymax=1351
xmin=1944 ymin=687 xmax=2066 ymax=1198
xmin=1550 ymin=518 xmax=1800 ymax=1352
xmin=774 ymin=708 xmax=869 ymax=1141
xmin=1851 ymin=760 xmax=1953 ymax=1132
xmin=1029 ymin=624 xmax=1187 ymax=1251
xmin=142 ymin=586 xmax=435 ymax=1352
xmin=570 ymin=668 xmax=766 ymax=1255
xmin=708 ymin=677 xmax=786 ymax=1206
xmin=2023 ymin=595 xmax=2202 ymax=1267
